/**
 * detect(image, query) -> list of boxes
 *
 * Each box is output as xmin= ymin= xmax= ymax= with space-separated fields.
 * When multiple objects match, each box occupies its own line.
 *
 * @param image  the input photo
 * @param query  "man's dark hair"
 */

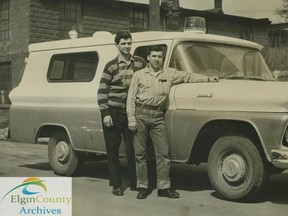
xmin=147 ymin=46 xmax=165 ymax=55
xmin=114 ymin=31 xmax=132 ymax=44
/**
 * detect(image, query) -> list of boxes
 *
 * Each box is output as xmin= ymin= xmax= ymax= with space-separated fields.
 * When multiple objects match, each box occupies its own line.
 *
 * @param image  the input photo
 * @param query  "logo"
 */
xmin=0 ymin=177 xmax=72 ymax=216
xmin=1 ymin=177 xmax=47 ymax=200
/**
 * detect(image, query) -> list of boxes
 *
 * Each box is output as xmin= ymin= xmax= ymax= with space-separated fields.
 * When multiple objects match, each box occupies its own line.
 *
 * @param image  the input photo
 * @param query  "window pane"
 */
xmin=0 ymin=62 xmax=11 ymax=105
xmin=73 ymin=61 xmax=97 ymax=81
xmin=49 ymin=60 xmax=65 ymax=80
xmin=48 ymin=52 xmax=98 ymax=82
xmin=130 ymin=9 xmax=148 ymax=32
xmin=0 ymin=0 xmax=9 ymax=41
xmin=60 ymin=0 xmax=82 ymax=20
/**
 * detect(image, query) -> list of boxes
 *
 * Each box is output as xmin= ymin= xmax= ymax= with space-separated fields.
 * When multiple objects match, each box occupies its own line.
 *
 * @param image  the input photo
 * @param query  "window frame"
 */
xmin=130 ymin=9 xmax=149 ymax=32
xmin=0 ymin=0 xmax=9 ymax=41
xmin=0 ymin=61 xmax=11 ymax=105
xmin=59 ymin=0 xmax=82 ymax=21
xmin=47 ymin=51 xmax=99 ymax=83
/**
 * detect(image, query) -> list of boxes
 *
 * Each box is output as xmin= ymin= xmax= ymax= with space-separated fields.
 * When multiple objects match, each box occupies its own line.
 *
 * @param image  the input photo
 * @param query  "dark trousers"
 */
xmin=102 ymin=107 xmax=136 ymax=189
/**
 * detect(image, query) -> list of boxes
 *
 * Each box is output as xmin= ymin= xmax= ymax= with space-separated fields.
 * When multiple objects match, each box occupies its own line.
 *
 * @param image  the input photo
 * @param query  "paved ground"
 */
xmin=0 ymin=140 xmax=288 ymax=216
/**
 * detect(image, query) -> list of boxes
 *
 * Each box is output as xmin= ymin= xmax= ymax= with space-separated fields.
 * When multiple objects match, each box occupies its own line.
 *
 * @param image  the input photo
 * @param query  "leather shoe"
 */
xmin=137 ymin=188 xmax=148 ymax=199
xmin=158 ymin=188 xmax=180 ymax=198
xmin=112 ymin=186 xmax=124 ymax=196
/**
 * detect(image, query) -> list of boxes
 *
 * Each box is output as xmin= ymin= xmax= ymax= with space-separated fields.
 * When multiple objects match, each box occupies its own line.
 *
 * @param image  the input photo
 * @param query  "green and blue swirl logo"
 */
xmin=1 ymin=177 xmax=47 ymax=200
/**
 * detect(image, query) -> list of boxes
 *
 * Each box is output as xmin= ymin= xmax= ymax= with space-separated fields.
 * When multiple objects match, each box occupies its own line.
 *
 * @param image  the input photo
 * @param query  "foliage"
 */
xmin=262 ymin=47 xmax=288 ymax=81
xmin=263 ymin=47 xmax=288 ymax=71
xmin=276 ymin=0 xmax=288 ymax=22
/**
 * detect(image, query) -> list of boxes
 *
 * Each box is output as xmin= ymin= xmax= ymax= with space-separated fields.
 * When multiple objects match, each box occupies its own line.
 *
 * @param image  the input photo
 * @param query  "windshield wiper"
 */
xmin=244 ymin=76 xmax=272 ymax=81
xmin=221 ymin=75 xmax=272 ymax=81
xmin=220 ymin=75 xmax=245 ymax=80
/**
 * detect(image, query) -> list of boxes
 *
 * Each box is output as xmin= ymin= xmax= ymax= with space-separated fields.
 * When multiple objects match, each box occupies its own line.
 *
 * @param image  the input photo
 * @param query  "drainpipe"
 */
xmin=214 ymin=0 xmax=222 ymax=9
xmin=161 ymin=0 xmax=181 ymax=31
xmin=149 ymin=0 xmax=161 ymax=31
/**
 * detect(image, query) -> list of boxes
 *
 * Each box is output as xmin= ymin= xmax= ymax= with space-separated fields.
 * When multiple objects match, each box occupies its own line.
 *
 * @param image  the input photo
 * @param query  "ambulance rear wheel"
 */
xmin=48 ymin=131 xmax=79 ymax=176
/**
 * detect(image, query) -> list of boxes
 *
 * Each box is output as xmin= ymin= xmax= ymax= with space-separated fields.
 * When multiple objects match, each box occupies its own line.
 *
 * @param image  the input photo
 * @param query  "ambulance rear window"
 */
xmin=47 ymin=52 xmax=98 ymax=82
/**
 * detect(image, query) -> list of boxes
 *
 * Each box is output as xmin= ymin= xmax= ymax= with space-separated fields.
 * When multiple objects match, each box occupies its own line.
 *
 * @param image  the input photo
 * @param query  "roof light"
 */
xmin=184 ymin=16 xmax=206 ymax=33
xmin=69 ymin=30 xmax=78 ymax=39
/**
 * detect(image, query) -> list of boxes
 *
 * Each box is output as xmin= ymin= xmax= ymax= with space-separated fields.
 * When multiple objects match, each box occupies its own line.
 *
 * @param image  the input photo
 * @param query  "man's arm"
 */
xmin=126 ymin=72 xmax=139 ymax=131
xmin=97 ymin=63 xmax=114 ymax=127
xmin=167 ymin=68 xmax=219 ymax=84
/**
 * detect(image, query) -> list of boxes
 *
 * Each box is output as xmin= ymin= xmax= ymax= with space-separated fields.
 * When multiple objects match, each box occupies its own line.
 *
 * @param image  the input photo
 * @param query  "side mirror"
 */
xmin=272 ymin=70 xmax=279 ymax=81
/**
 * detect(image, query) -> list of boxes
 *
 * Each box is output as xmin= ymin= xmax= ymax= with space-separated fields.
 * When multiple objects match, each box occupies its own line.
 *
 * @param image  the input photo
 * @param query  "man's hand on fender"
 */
xmin=208 ymin=76 xmax=219 ymax=82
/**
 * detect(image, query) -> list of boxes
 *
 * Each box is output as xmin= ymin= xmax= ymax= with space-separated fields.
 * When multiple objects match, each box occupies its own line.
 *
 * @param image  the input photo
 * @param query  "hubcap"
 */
xmin=221 ymin=154 xmax=246 ymax=182
xmin=55 ymin=141 xmax=70 ymax=163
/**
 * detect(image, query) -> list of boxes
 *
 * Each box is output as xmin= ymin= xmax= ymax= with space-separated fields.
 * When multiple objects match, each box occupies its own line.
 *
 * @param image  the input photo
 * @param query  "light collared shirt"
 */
xmin=126 ymin=66 xmax=210 ymax=123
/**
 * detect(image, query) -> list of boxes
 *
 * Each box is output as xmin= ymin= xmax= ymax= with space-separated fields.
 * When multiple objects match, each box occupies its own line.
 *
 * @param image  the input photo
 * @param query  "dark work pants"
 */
xmin=102 ymin=107 xmax=136 ymax=189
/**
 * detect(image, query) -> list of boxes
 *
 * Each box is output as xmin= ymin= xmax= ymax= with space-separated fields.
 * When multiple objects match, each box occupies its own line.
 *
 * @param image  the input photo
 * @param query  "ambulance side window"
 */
xmin=134 ymin=45 xmax=167 ymax=62
xmin=47 ymin=52 xmax=99 ymax=82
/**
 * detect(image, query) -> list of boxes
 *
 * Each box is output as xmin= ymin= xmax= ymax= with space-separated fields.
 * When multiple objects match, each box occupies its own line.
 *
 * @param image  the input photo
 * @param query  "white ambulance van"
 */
xmin=9 ymin=31 xmax=288 ymax=202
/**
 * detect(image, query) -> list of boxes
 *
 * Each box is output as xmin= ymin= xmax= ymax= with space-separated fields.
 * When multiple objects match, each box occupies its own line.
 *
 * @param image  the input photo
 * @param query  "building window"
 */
xmin=59 ymin=0 xmax=82 ymax=39
xmin=130 ymin=9 xmax=148 ymax=32
xmin=0 ymin=62 xmax=11 ymax=105
xmin=48 ymin=52 xmax=98 ymax=82
xmin=60 ymin=0 xmax=82 ymax=21
xmin=0 ymin=0 xmax=9 ymax=41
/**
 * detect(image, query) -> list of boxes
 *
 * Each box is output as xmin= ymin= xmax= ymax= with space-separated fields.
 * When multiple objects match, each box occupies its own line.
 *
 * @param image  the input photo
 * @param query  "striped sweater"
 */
xmin=97 ymin=55 xmax=147 ymax=117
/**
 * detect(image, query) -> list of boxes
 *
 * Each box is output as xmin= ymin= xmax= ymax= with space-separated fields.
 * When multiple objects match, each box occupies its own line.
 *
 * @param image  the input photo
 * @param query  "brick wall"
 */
xmin=0 ymin=0 xmax=30 ymax=57
xmin=10 ymin=0 xmax=30 ymax=53
xmin=4 ymin=0 xmax=30 ymax=89
xmin=83 ymin=2 xmax=130 ymax=36
xmin=27 ymin=0 xmax=132 ymax=41
xmin=29 ymin=0 xmax=59 ymax=43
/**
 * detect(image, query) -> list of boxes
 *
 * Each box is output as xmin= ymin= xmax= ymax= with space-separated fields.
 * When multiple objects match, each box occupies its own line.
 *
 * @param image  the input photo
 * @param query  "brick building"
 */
xmin=0 ymin=0 xmax=271 ymax=110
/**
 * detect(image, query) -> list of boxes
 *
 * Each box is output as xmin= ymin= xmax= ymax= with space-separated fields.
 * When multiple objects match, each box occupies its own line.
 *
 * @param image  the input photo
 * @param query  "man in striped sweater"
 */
xmin=97 ymin=31 xmax=147 ymax=196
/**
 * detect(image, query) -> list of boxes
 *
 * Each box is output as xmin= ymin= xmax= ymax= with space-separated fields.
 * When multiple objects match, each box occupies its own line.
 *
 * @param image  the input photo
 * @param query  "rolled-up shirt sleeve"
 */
xmin=126 ymin=72 xmax=139 ymax=124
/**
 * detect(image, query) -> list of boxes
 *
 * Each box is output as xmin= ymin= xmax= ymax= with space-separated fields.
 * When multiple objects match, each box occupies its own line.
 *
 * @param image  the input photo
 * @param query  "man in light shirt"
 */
xmin=126 ymin=45 xmax=219 ymax=199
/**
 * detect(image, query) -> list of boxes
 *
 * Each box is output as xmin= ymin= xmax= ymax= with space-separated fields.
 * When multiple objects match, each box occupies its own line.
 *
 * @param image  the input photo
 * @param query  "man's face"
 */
xmin=147 ymin=51 xmax=164 ymax=71
xmin=116 ymin=38 xmax=132 ymax=55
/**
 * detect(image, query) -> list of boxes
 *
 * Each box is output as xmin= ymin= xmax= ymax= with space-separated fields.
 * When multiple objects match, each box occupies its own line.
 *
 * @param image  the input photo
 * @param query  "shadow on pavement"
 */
xmin=75 ymin=159 xmax=212 ymax=192
xmin=76 ymin=159 xmax=288 ymax=204
xmin=17 ymin=157 xmax=288 ymax=204
xmin=268 ymin=172 xmax=288 ymax=205
xmin=19 ymin=162 xmax=52 ymax=171
xmin=208 ymin=171 xmax=288 ymax=204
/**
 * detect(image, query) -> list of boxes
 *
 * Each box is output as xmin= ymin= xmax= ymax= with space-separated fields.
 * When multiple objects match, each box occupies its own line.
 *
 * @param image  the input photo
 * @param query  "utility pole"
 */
xmin=161 ymin=0 xmax=181 ymax=31
xmin=149 ymin=0 xmax=161 ymax=31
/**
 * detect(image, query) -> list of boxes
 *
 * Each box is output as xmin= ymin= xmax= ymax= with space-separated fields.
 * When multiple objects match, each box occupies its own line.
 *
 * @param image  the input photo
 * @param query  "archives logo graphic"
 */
xmin=0 ymin=177 xmax=72 ymax=216
xmin=1 ymin=177 xmax=47 ymax=199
